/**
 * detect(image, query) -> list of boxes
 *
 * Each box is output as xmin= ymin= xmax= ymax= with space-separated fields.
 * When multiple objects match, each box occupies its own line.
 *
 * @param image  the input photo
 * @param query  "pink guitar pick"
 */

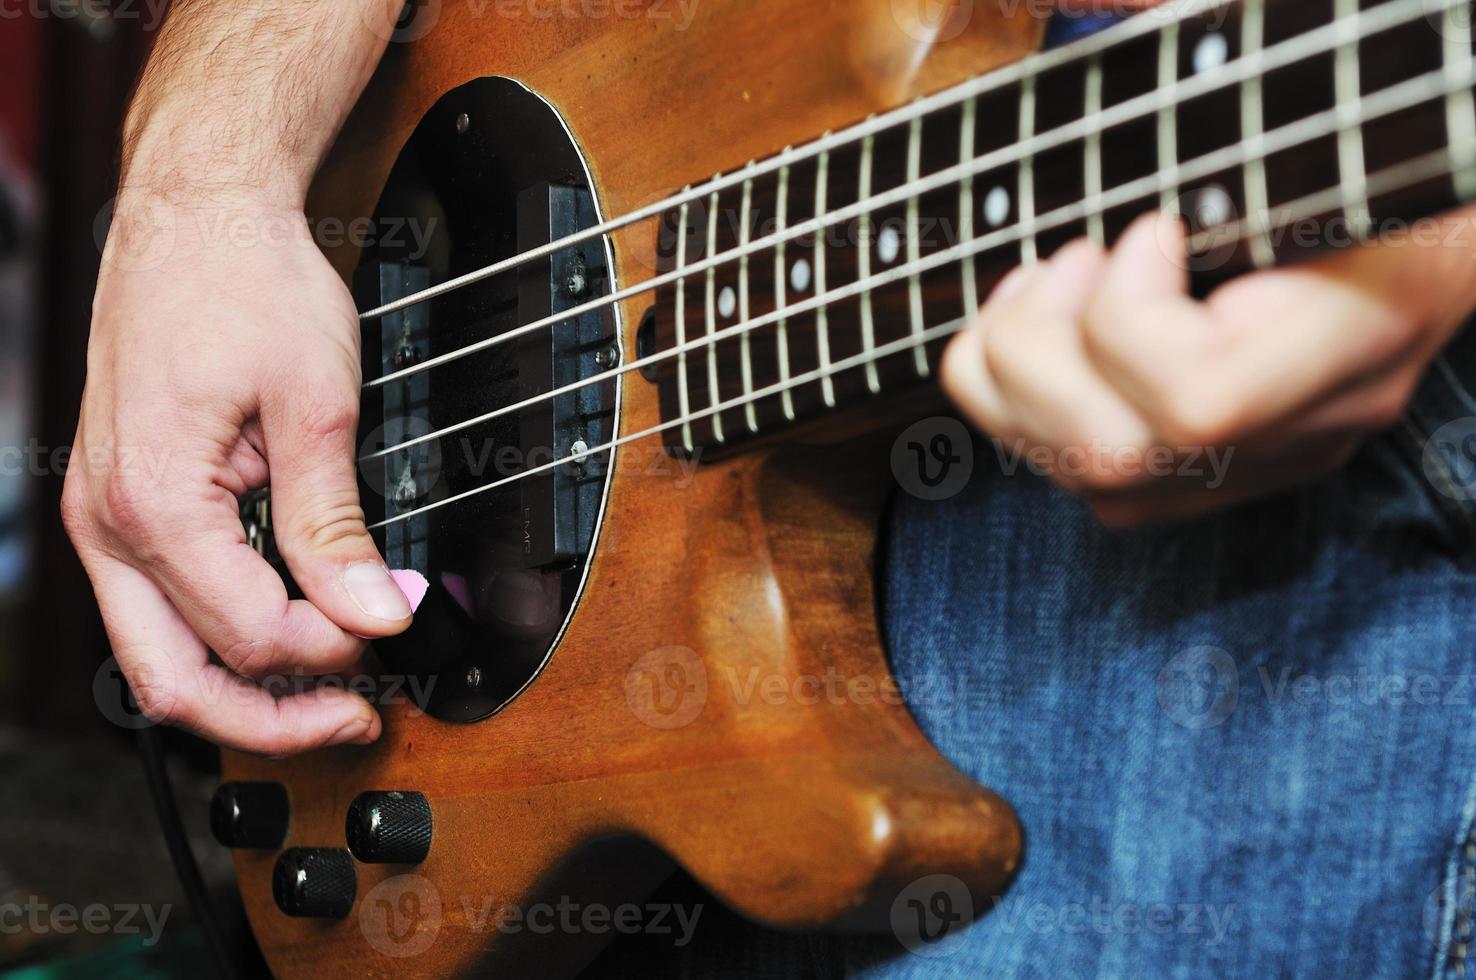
xmin=388 ymin=568 xmax=430 ymax=613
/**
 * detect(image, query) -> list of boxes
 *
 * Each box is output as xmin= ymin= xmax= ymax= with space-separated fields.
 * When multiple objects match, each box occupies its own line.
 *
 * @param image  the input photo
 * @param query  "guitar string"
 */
xmin=361 ymin=0 xmax=1456 ymax=392
xmin=356 ymin=0 xmax=1242 ymax=324
xmin=365 ymin=144 xmax=1466 ymax=530
xmin=359 ymin=60 xmax=1471 ymax=464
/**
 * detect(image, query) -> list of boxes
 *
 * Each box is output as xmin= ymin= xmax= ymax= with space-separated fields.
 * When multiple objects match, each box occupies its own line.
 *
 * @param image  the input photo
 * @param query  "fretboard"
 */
xmin=645 ymin=0 xmax=1476 ymax=457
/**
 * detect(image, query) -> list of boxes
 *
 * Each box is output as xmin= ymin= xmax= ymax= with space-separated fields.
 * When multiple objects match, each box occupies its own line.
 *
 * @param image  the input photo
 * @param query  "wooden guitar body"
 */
xmin=223 ymin=3 xmax=1039 ymax=974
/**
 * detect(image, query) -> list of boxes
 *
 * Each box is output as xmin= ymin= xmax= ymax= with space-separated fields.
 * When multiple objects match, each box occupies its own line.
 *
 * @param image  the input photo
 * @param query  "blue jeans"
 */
xmin=600 ymin=332 xmax=1476 ymax=980
xmin=840 ymin=16 xmax=1476 ymax=974
xmin=590 ymin=14 xmax=1476 ymax=979
xmin=848 ymin=330 xmax=1476 ymax=979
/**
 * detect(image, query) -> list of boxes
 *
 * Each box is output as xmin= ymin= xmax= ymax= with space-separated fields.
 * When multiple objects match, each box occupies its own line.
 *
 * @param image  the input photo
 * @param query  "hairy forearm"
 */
xmin=121 ymin=0 xmax=392 ymax=206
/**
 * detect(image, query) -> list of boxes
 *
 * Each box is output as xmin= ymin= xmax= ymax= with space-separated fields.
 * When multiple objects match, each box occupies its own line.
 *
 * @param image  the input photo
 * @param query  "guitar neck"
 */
xmin=646 ymin=0 xmax=1476 ymax=457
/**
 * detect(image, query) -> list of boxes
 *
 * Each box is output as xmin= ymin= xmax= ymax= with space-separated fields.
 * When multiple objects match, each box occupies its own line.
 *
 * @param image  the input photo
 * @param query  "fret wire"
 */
xmin=365 ymin=66 xmax=1474 ymax=469
xmin=1085 ymin=53 xmax=1107 ymax=244
xmin=1192 ymin=146 xmax=1455 ymax=252
xmin=370 ymin=315 xmax=970 ymax=529
xmin=1445 ymin=1 xmax=1476 ymax=198
xmin=360 ymin=0 xmax=1467 ymax=326
xmin=906 ymin=116 xmax=930 ymax=377
xmin=674 ymin=195 xmax=695 ymax=453
xmin=858 ymin=133 xmax=882 ymax=394
xmin=374 ymin=146 xmax=1466 ymax=530
xmin=1018 ymin=74 xmax=1039 ymax=263
xmin=703 ymin=190 xmax=727 ymax=443
xmin=774 ymin=162 xmax=796 ymax=421
xmin=360 ymin=0 xmax=1238 ymax=324
xmin=1158 ymin=21 xmax=1181 ymax=211
xmin=815 ymin=146 xmax=837 ymax=407
xmin=1241 ymin=0 xmax=1275 ymax=267
xmin=1334 ymin=0 xmax=1372 ymax=239
xmin=959 ymin=98 xmax=980 ymax=315
xmin=738 ymin=175 xmax=760 ymax=433
xmin=364 ymin=0 xmax=1459 ymax=392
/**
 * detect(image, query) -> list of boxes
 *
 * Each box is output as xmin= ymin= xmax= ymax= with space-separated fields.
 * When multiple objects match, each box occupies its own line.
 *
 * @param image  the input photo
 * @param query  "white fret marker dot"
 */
xmin=1193 ymin=33 xmax=1228 ymax=75
xmin=1191 ymin=185 xmax=1235 ymax=229
xmin=791 ymin=258 xmax=812 ymax=293
xmin=984 ymin=186 xmax=1011 ymax=228
xmin=718 ymin=285 xmax=737 ymax=319
xmin=877 ymin=226 xmax=902 ymax=265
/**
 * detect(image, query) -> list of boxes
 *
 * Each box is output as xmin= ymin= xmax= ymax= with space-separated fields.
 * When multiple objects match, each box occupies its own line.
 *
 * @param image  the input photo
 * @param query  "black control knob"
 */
xmin=272 ymin=848 xmax=356 ymax=918
xmin=210 ymin=782 xmax=289 ymax=849
xmin=346 ymin=791 xmax=433 ymax=864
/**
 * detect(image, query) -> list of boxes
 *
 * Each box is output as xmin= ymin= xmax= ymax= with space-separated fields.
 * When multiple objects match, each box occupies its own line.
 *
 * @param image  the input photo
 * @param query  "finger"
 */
xmin=1234 ymin=358 xmax=1422 ymax=452
xmin=261 ymin=366 xmax=413 ymax=637
xmin=940 ymin=265 xmax=1039 ymax=438
xmin=1087 ymin=434 xmax=1360 ymax=527
xmin=1080 ymin=214 xmax=1227 ymax=440
xmin=972 ymin=240 xmax=1156 ymax=490
xmin=225 ymin=420 xmax=270 ymax=491
xmin=1085 ymin=213 xmax=1415 ymax=444
xmin=152 ymin=509 xmax=369 ymax=679
xmin=84 ymin=549 xmax=381 ymax=755
xmin=81 ymin=426 xmax=370 ymax=679
xmin=1204 ymin=253 xmax=1417 ymax=429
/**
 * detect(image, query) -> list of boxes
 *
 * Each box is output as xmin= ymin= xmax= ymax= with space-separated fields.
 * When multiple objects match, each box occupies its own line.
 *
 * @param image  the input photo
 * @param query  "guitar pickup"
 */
xmin=515 ymin=182 xmax=617 ymax=570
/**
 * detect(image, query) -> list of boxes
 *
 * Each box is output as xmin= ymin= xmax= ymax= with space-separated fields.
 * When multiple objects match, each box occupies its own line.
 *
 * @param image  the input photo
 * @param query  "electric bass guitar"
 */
xmin=211 ymin=0 xmax=1476 ymax=974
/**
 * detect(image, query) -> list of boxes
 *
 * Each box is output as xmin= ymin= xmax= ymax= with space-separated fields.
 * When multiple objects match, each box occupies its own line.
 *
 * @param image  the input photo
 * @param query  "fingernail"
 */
xmin=1043 ymin=239 xmax=1107 ymax=293
xmin=342 ymin=561 xmax=413 ymax=621
xmin=388 ymin=568 xmax=430 ymax=612
xmin=990 ymin=265 xmax=1032 ymax=303
xmin=330 ymin=716 xmax=373 ymax=746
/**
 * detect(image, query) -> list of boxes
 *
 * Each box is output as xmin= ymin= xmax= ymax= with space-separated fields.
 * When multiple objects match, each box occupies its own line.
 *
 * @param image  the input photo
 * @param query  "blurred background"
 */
xmin=0 ymin=6 xmax=246 ymax=977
